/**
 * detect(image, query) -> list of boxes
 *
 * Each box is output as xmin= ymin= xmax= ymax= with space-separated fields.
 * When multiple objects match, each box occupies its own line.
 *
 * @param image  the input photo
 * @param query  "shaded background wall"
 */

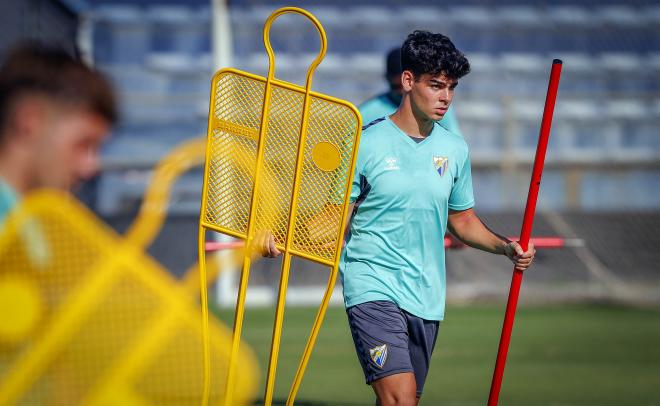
xmin=0 ymin=0 xmax=79 ymax=58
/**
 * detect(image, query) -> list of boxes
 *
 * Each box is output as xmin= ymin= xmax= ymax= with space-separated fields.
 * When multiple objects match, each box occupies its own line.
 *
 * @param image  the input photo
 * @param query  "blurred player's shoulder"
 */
xmin=436 ymin=121 xmax=463 ymax=139
xmin=434 ymin=121 xmax=469 ymax=150
xmin=359 ymin=93 xmax=397 ymax=126
xmin=359 ymin=94 xmax=389 ymax=111
xmin=354 ymin=117 xmax=387 ymax=154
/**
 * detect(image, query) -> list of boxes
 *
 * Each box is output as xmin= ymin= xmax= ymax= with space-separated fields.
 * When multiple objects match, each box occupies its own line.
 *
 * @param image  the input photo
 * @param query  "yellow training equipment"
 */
xmin=198 ymin=6 xmax=362 ymax=406
xmin=0 ymin=191 xmax=257 ymax=405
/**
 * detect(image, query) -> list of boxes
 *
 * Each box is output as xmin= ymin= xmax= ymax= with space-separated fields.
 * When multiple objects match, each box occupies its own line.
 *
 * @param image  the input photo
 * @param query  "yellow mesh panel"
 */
xmin=201 ymin=71 xmax=360 ymax=263
xmin=292 ymin=96 xmax=359 ymax=261
xmin=0 ymin=191 xmax=257 ymax=405
xmin=18 ymin=275 xmax=161 ymax=405
xmin=197 ymin=7 xmax=363 ymax=405
xmin=204 ymin=72 xmax=265 ymax=236
xmin=254 ymin=85 xmax=303 ymax=246
xmin=133 ymin=324 xmax=238 ymax=404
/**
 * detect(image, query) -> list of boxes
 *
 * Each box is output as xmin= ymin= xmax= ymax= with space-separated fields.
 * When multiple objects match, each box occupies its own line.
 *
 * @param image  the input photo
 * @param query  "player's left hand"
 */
xmin=253 ymin=230 xmax=282 ymax=258
xmin=504 ymin=241 xmax=535 ymax=271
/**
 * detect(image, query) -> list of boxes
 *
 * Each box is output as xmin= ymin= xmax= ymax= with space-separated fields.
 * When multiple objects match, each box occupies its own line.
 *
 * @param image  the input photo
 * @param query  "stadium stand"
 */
xmin=80 ymin=0 xmax=659 ymax=304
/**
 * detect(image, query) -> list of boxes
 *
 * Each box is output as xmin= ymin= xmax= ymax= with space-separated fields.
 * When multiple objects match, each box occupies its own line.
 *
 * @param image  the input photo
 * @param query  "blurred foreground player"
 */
xmin=359 ymin=47 xmax=462 ymax=136
xmin=0 ymin=43 xmax=116 ymax=226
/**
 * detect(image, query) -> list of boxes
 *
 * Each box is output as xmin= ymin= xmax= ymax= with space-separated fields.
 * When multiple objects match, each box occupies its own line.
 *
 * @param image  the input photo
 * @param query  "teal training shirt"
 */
xmin=340 ymin=116 xmax=474 ymax=320
xmin=359 ymin=92 xmax=463 ymax=138
xmin=0 ymin=180 xmax=49 ymax=264
xmin=0 ymin=178 xmax=18 ymax=228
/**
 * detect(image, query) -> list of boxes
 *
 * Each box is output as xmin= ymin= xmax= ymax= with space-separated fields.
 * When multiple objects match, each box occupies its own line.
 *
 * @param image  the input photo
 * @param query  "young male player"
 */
xmin=359 ymin=47 xmax=462 ymax=138
xmin=340 ymin=31 xmax=535 ymax=405
xmin=0 ymin=43 xmax=116 ymax=226
xmin=258 ymin=31 xmax=536 ymax=406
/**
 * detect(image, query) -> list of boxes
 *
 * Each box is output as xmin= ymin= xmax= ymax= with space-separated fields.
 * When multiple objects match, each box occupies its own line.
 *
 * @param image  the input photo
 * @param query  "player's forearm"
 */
xmin=455 ymin=224 xmax=509 ymax=254
xmin=448 ymin=210 xmax=510 ymax=255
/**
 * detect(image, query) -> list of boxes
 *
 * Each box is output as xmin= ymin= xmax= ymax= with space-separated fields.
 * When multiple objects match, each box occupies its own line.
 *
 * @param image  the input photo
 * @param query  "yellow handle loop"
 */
xmin=262 ymin=6 xmax=328 ymax=90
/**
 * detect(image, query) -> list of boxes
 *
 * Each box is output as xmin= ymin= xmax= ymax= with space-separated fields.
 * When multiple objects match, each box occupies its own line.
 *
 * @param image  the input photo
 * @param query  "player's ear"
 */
xmin=9 ymin=96 xmax=48 ymax=145
xmin=401 ymin=70 xmax=414 ymax=92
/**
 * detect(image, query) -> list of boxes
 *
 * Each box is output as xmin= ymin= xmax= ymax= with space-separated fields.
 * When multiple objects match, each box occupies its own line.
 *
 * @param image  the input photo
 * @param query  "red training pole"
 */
xmin=487 ymin=59 xmax=563 ymax=405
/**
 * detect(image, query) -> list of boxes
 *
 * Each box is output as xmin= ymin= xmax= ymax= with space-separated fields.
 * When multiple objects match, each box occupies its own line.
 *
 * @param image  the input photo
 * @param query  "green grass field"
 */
xmin=214 ymin=304 xmax=660 ymax=405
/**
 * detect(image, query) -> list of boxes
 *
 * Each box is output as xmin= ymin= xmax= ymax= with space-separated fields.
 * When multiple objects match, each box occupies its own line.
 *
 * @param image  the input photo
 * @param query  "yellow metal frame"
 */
xmin=0 ymin=190 xmax=257 ymax=405
xmin=121 ymin=136 xmax=246 ymax=297
xmin=125 ymin=137 xmax=206 ymax=250
xmin=198 ymin=6 xmax=362 ymax=406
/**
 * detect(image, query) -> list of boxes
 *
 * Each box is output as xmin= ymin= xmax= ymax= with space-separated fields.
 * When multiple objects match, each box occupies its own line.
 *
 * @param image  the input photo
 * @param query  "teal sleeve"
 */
xmin=448 ymin=152 xmax=475 ymax=211
xmin=347 ymin=136 xmax=371 ymax=204
xmin=0 ymin=180 xmax=19 ymax=228
xmin=359 ymin=104 xmax=381 ymax=127
xmin=438 ymin=106 xmax=462 ymax=138
xmin=359 ymin=95 xmax=397 ymax=127
xmin=349 ymin=151 xmax=363 ymax=204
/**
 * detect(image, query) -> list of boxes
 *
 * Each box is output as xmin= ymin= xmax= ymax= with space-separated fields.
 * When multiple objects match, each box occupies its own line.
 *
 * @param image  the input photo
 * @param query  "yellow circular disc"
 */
xmin=311 ymin=142 xmax=341 ymax=172
xmin=0 ymin=277 xmax=42 ymax=344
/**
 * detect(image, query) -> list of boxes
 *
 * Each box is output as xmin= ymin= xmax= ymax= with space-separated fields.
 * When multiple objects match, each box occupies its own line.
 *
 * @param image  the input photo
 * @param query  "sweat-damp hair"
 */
xmin=401 ymin=30 xmax=470 ymax=80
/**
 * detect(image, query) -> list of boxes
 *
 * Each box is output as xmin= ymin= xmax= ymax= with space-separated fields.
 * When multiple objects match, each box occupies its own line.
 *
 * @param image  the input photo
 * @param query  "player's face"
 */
xmin=404 ymin=71 xmax=457 ymax=122
xmin=32 ymin=104 xmax=110 ymax=192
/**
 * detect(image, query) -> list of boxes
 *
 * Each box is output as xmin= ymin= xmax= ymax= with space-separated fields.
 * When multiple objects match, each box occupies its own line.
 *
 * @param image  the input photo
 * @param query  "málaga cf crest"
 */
xmin=433 ymin=156 xmax=449 ymax=177
xmin=369 ymin=344 xmax=388 ymax=368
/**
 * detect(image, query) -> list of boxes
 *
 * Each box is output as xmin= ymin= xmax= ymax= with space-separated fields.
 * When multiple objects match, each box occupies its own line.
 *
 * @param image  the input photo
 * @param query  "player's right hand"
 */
xmin=254 ymin=230 xmax=281 ymax=258
xmin=504 ymin=240 xmax=535 ymax=271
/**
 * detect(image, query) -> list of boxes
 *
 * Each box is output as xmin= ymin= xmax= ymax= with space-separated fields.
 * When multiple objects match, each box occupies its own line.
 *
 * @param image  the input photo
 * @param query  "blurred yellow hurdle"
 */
xmin=0 ymin=190 xmax=257 ymax=405
xmin=198 ymin=6 xmax=362 ymax=406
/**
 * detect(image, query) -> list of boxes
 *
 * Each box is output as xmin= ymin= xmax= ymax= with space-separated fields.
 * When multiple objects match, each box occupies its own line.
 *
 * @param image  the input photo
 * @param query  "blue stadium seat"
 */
xmin=554 ymin=100 xmax=607 ymax=157
xmin=551 ymin=53 xmax=604 ymax=93
xmin=93 ymin=5 xmax=149 ymax=65
xmin=548 ymin=5 xmax=593 ymax=27
xmin=597 ymin=5 xmax=642 ymax=27
xmin=103 ymin=66 xmax=169 ymax=95
xmin=89 ymin=1 xmax=658 ymax=213
xmin=448 ymin=6 xmax=495 ymax=27
xmin=495 ymin=6 xmax=542 ymax=27
xmin=599 ymin=53 xmax=647 ymax=92
xmin=399 ymin=6 xmax=444 ymax=32
xmin=455 ymin=99 xmax=504 ymax=154
xmin=145 ymin=5 xmax=193 ymax=23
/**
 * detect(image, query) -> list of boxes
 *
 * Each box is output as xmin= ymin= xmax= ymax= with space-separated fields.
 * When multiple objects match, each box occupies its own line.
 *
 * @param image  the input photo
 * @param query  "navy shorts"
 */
xmin=346 ymin=300 xmax=440 ymax=396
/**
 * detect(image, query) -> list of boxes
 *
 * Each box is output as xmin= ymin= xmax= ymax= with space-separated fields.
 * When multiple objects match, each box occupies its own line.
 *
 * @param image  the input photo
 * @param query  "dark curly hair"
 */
xmin=401 ymin=31 xmax=470 ymax=80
